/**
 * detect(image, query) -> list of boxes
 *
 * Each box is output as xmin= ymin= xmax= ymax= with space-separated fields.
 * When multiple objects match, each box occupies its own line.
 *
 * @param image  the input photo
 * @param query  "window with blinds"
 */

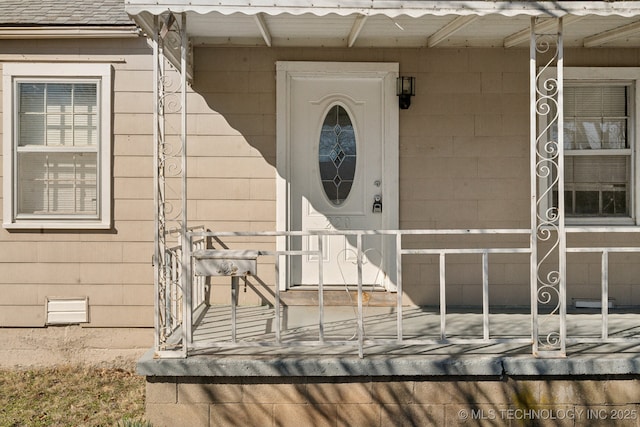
xmin=15 ymin=81 xmax=99 ymax=217
xmin=562 ymin=84 xmax=632 ymax=218
xmin=3 ymin=62 xmax=111 ymax=229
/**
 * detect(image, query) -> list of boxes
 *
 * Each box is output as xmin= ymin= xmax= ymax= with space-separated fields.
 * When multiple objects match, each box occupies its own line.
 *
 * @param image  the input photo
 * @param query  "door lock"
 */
xmin=372 ymin=195 xmax=382 ymax=213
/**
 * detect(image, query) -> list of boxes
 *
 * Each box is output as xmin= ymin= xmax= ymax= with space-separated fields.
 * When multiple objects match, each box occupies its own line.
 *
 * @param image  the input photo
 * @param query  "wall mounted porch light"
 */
xmin=397 ymin=76 xmax=415 ymax=109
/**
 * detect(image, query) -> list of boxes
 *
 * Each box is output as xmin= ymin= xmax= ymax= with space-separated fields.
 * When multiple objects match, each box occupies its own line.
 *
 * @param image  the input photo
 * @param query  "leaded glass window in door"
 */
xmin=318 ymin=105 xmax=356 ymax=205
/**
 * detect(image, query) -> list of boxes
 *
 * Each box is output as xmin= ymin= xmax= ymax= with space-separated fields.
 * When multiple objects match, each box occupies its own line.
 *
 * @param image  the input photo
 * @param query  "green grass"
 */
xmin=0 ymin=366 xmax=147 ymax=427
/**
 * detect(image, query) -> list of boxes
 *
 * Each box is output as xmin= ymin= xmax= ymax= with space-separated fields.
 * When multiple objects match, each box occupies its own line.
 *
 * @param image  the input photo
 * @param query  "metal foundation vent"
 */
xmin=46 ymin=297 xmax=89 ymax=325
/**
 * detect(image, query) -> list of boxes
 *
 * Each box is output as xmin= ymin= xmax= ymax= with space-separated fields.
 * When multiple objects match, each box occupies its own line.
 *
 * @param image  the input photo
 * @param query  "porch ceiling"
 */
xmin=125 ymin=1 xmax=640 ymax=48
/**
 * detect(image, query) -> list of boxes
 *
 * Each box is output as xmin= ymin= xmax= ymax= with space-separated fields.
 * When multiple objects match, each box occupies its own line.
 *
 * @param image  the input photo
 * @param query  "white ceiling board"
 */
xmin=571 ymin=17 xmax=640 ymax=47
xmin=188 ymin=12 xmax=261 ymax=38
xmin=266 ymin=13 xmax=355 ymax=39
xmin=445 ymin=15 xmax=531 ymax=47
xmin=357 ymin=14 xmax=450 ymax=41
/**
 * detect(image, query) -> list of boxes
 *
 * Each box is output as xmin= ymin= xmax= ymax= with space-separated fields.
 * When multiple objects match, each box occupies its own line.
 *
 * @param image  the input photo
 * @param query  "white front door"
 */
xmin=276 ymin=62 xmax=398 ymax=289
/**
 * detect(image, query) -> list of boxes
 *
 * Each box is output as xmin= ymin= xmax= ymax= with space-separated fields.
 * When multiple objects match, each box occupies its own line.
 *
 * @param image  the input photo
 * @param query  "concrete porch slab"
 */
xmin=138 ymin=305 xmax=640 ymax=378
xmin=137 ymin=348 xmax=640 ymax=378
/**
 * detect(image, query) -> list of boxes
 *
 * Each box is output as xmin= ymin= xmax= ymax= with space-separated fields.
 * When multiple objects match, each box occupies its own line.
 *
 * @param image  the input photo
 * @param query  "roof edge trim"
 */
xmin=0 ymin=26 xmax=140 ymax=39
xmin=125 ymin=1 xmax=640 ymax=19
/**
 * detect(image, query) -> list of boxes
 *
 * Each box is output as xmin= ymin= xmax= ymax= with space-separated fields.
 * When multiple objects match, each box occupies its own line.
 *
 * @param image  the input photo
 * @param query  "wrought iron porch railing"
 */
xmin=155 ymin=227 xmax=208 ymax=351
xmin=153 ymin=228 xmax=640 ymax=358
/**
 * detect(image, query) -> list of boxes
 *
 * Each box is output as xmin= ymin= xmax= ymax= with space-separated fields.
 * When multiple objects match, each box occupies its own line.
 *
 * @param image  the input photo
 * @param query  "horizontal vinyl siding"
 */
xmin=178 ymin=46 xmax=640 ymax=307
xmin=3 ymin=41 xmax=640 ymax=328
xmin=0 ymin=37 xmax=154 ymax=327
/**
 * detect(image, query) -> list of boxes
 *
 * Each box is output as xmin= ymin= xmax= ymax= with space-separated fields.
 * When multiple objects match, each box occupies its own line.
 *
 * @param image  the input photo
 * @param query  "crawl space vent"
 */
xmin=46 ymin=297 xmax=89 ymax=325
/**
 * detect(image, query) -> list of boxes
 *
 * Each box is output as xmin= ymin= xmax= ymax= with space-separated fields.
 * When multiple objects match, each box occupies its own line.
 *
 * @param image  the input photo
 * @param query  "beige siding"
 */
xmin=2 ymin=40 xmax=640 ymax=330
xmin=190 ymin=46 xmax=640 ymax=307
xmin=0 ymin=37 xmax=155 ymax=327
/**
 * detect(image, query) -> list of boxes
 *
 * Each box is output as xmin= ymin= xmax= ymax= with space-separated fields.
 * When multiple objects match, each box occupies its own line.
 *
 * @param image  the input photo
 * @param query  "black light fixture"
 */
xmin=397 ymin=76 xmax=416 ymax=109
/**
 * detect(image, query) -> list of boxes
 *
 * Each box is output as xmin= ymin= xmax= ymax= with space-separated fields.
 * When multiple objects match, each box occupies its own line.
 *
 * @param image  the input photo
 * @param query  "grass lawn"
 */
xmin=0 ymin=366 xmax=147 ymax=427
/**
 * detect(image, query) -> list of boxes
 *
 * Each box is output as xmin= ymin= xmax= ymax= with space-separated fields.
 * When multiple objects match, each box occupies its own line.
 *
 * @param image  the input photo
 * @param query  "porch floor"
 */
xmin=191 ymin=304 xmax=640 ymax=357
xmin=138 ymin=304 xmax=640 ymax=378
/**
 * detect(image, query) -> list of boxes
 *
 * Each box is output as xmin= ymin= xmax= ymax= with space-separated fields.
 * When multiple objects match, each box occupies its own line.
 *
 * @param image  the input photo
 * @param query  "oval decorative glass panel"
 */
xmin=319 ymin=105 xmax=356 ymax=205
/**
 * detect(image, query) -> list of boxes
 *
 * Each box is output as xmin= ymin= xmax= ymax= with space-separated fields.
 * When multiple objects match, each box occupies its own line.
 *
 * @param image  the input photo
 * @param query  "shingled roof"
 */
xmin=0 ymin=0 xmax=133 ymax=26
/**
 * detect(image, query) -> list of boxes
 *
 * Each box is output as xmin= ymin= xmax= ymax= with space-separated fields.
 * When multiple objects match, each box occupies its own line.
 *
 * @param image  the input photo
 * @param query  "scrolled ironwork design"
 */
xmin=160 ymin=137 xmax=183 ymax=157
xmin=534 ymin=33 xmax=556 ymax=55
xmin=154 ymin=16 xmax=187 ymax=350
xmin=533 ymin=26 xmax=563 ymax=353
xmin=157 ymin=247 xmax=184 ymax=345
xmin=542 ymin=331 xmax=561 ymax=347
xmin=163 ymin=155 xmax=184 ymax=177
xmin=159 ymin=91 xmax=183 ymax=115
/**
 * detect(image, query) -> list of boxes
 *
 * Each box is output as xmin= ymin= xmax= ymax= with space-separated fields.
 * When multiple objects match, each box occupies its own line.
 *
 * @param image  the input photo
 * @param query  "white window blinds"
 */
xmin=563 ymin=85 xmax=631 ymax=217
xmin=16 ymin=82 xmax=99 ymax=216
xmin=564 ymin=86 xmax=628 ymax=150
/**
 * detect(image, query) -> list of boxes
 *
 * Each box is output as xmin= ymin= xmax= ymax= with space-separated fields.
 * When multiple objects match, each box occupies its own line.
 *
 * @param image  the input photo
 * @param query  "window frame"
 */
xmin=539 ymin=67 xmax=640 ymax=227
xmin=3 ymin=63 xmax=112 ymax=230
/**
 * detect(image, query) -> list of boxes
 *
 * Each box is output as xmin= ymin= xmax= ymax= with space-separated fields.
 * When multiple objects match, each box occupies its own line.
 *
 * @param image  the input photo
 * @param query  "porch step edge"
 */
xmin=137 ymin=348 xmax=640 ymax=378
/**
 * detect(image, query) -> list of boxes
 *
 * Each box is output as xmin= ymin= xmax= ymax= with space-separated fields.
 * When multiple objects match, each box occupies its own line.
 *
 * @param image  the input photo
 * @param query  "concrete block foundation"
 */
xmin=145 ymin=375 xmax=640 ymax=426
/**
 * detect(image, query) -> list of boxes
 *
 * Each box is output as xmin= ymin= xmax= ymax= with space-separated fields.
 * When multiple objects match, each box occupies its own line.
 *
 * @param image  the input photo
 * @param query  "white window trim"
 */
xmin=3 ymin=63 xmax=112 ymax=230
xmin=539 ymin=67 xmax=640 ymax=227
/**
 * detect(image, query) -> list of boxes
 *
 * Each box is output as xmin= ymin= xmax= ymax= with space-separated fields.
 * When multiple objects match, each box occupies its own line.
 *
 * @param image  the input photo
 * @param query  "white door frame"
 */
xmin=276 ymin=61 xmax=399 ymax=290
